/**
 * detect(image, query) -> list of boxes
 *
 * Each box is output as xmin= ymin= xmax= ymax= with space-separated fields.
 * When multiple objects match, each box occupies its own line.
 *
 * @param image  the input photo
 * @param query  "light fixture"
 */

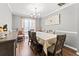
xmin=30 ymin=7 xmax=41 ymax=19
xmin=27 ymin=4 xmax=43 ymax=19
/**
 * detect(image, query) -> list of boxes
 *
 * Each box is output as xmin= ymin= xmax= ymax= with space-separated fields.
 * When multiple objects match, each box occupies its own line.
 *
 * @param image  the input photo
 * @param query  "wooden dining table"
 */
xmin=36 ymin=32 xmax=57 ymax=55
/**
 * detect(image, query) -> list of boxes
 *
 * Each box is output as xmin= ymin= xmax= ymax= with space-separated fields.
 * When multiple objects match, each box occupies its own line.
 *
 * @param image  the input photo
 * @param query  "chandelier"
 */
xmin=30 ymin=7 xmax=40 ymax=19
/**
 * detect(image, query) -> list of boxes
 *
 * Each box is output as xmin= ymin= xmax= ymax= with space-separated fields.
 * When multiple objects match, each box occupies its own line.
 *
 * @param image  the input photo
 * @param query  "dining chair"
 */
xmin=28 ymin=31 xmax=32 ymax=45
xmin=31 ymin=32 xmax=43 ymax=55
xmin=47 ymin=34 xmax=66 ymax=56
xmin=17 ymin=30 xmax=25 ymax=42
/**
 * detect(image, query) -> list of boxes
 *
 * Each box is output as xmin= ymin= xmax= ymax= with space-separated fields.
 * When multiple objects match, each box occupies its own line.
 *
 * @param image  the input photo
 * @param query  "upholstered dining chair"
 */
xmin=17 ymin=30 xmax=25 ymax=42
xmin=28 ymin=31 xmax=32 ymax=45
xmin=31 ymin=32 xmax=43 ymax=55
xmin=47 ymin=34 xmax=66 ymax=56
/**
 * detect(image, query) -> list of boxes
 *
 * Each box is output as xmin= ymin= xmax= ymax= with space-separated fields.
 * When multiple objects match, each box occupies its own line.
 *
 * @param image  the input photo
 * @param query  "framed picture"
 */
xmin=45 ymin=14 xmax=60 ymax=25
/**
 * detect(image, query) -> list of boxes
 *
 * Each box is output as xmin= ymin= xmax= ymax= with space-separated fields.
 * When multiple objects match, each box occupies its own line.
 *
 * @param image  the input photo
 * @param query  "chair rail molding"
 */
xmin=56 ymin=30 xmax=77 ymax=34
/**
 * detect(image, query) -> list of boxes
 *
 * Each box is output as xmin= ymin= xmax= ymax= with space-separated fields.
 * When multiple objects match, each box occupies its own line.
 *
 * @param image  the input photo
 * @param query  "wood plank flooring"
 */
xmin=16 ymin=36 xmax=77 ymax=56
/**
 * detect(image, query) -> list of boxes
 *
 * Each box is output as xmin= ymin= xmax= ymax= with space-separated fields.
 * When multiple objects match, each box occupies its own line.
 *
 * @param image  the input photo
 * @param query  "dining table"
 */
xmin=36 ymin=32 xmax=57 ymax=55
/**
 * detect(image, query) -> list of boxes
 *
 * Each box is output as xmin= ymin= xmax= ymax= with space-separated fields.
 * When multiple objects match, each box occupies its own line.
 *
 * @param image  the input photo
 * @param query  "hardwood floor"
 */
xmin=16 ymin=36 xmax=77 ymax=56
xmin=16 ymin=38 xmax=34 ymax=56
xmin=63 ymin=46 xmax=77 ymax=56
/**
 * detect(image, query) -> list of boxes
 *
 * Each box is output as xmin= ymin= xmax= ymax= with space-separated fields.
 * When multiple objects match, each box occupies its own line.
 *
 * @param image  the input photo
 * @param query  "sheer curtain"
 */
xmin=24 ymin=18 xmax=36 ymax=33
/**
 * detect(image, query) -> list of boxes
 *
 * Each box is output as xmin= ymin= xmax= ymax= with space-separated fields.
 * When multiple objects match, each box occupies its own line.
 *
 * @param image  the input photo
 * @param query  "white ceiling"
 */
xmin=8 ymin=3 xmax=69 ymax=18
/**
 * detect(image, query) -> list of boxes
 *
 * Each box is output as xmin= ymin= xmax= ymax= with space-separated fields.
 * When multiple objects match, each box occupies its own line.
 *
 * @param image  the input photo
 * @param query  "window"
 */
xmin=24 ymin=18 xmax=36 ymax=32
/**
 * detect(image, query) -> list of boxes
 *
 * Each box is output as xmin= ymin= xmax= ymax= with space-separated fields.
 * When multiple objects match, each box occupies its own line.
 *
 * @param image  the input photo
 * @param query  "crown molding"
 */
xmin=7 ymin=3 xmax=13 ymax=13
xmin=7 ymin=3 xmax=76 ymax=19
xmin=43 ymin=3 xmax=75 ymax=19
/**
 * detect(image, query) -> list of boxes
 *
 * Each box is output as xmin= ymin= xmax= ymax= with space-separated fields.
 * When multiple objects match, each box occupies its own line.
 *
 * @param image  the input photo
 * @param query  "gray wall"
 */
xmin=12 ymin=15 xmax=20 ymax=31
xmin=41 ymin=4 xmax=77 ymax=32
xmin=12 ymin=15 xmax=41 ymax=31
xmin=76 ymin=4 xmax=79 ymax=51
xmin=36 ymin=18 xmax=42 ymax=31
xmin=41 ymin=4 xmax=79 ymax=50
xmin=0 ymin=3 xmax=12 ymax=32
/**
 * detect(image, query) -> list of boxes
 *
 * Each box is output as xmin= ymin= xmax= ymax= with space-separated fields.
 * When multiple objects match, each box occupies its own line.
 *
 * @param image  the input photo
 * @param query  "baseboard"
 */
xmin=64 ymin=44 xmax=78 ymax=51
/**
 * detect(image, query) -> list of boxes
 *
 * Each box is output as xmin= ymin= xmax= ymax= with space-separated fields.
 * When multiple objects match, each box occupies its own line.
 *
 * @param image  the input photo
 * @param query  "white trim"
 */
xmin=7 ymin=3 xmax=13 ymax=13
xmin=43 ymin=3 xmax=75 ymax=18
xmin=64 ymin=44 xmax=78 ymax=51
xmin=56 ymin=30 xmax=77 ymax=34
xmin=76 ymin=52 xmax=79 ymax=55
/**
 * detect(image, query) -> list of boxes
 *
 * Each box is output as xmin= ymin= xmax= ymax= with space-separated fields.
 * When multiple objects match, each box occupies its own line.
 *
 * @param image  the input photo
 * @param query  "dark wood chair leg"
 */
xmin=61 ymin=51 xmax=63 ymax=56
xmin=41 ymin=50 xmax=46 ymax=56
xmin=28 ymin=40 xmax=31 ymax=45
xmin=28 ymin=40 xmax=29 ymax=45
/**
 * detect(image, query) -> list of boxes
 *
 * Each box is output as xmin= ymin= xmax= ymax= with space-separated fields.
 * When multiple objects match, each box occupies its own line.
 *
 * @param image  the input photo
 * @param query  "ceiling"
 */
xmin=8 ymin=3 xmax=70 ymax=18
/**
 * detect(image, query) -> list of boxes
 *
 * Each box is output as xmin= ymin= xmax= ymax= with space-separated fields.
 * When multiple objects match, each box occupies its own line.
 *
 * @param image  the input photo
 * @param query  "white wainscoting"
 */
xmin=55 ymin=30 xmax=78 ymax=51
